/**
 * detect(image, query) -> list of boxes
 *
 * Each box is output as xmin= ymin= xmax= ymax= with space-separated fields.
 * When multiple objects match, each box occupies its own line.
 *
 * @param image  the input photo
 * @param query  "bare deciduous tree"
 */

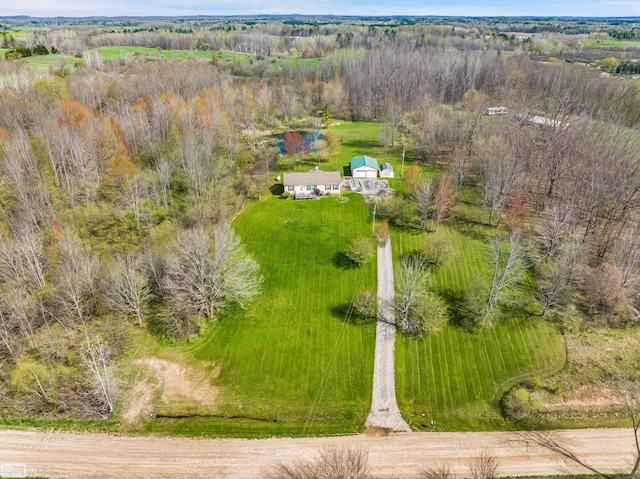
xmin=536 ymin=204 xmax=576 ymax=259
xmin=486 ymin=234 xmax=526 ymax=315
xmin=612 ymin=226 xmax=640 ymax=291
xmin=120 ymin=173 xmax=148 ymax=232
xmin=414 ymin=177 xmax=434 ymax=231
xmin=395 ymin=255 xmax=430 ymax=333
xmin=163 ymin=223 xmax=262 ymax=320
xmin=80 ymin=332 xmax=118 ymax=417
xmin=536 ymin=232 xmax=584 ymax=315
xmin=104 ymin=253 xmax=151 ymax=327
xmin=394 ymin=255 xmax=447 ymax=336
xmin=478 ymin=135 xmax=522 ymax=227
xmin=582 ymin=262 xmax=626 ymax=311
xmin=153 ymin=158 xmax=174 ymax=210
xmin=433 ymin=175 xmax=456 ymax=233
xmin=50 ymin=233 xmax=97 ymax=327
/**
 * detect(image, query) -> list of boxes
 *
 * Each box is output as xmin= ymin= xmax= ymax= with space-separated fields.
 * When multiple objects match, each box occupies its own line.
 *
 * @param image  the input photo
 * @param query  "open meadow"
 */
xmin=143 ymin=193 xmax=378 ymax=437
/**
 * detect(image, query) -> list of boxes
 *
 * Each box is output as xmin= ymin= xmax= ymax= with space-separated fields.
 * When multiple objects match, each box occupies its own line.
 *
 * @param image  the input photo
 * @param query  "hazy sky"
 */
xmin=1 ymin=0 xmax=639 ymax=18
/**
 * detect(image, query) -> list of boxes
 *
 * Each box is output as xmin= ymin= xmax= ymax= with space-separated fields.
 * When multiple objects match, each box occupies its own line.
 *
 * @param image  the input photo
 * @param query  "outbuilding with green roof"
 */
xmin=350 ymin=155 xmax=379 ymax=178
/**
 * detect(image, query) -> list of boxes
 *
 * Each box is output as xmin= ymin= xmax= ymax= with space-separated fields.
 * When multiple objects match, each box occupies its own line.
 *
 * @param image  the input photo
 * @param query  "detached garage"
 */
xmin=350 ymin=155 xmax=379 ymax=178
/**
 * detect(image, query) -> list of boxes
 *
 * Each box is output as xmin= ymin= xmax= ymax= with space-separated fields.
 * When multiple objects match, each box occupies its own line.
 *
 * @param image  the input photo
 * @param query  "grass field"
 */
xmin=393 ymin=223 xmax=566 ymax=430
xmin=0 ymin=51 xmax=75 ymax=69
xmin=92 ymin=46 xmax=321 ymax=71
xmin=94 ymin=46 xmax=212 ymax=61
xmin=584 ymin=38 xmax=640 ymax=48
xmin=20 ymin=54 xmax=75 ymax=69
xmin=144 ymin=193 xmax=377 ymax=437
xmin=319 ymin=121 xmax=424 ymax=191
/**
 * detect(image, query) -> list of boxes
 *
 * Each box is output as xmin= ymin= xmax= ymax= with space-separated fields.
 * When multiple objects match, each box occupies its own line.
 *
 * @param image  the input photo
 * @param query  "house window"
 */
xmin=307 ymin=185 xmax=313 ymax=191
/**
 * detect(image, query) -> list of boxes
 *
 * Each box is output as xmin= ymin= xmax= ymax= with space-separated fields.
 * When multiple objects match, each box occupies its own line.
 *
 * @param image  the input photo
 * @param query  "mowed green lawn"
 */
xmin=145 ymin=193 xmax=377 ymax=437
xmin=326 ymin=121 xmax=426 ymax=191
xmin=329 ymin=121 xmax=404 ymax=167
xmin=392 ymin=219 xmax=565 ymax=431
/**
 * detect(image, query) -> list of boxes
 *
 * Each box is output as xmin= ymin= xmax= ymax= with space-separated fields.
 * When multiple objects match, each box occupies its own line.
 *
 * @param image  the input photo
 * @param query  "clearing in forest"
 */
xmin=144 ymin=193 xmax=377 ymax=438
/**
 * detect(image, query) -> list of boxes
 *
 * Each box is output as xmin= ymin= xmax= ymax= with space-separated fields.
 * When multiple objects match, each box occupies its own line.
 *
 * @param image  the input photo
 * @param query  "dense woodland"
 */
xmin=0 ymin=16 xmax=639 ymax=421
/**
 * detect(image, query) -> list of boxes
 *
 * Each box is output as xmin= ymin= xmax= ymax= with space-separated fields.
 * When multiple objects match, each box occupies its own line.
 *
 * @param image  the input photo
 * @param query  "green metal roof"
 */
xmin=349 ymin=155 xmax=379 ymax=170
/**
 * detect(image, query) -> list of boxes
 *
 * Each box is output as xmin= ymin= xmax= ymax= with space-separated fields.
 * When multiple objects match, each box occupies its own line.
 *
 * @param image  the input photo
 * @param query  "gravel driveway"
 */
xmin=365 ymin=237 xmax=411 ymax=432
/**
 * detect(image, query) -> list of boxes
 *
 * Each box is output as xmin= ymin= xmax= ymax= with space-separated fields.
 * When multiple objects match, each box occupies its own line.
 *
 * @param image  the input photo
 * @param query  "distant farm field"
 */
xmin=0 ymin=52 xmax=75 ymax=69
xmin=584 ymin=38 xmax=640 ymax=48
xmin=94 ymin=46 xmax=212 ymax=61
xmin=144 ymin=194 xmax=377 ymax=437
xmin=90 ymin=47 xmax=321 ymax=71
xmin=21 ymin=53 xmax=75 ymax=69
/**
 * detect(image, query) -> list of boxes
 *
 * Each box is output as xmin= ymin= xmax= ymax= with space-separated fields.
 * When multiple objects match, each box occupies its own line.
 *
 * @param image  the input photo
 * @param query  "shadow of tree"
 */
xmin=342 ymin=138 xmax=379 ymax=150
xmin=330 ymin=303 xmax=377 ymax=325
xmin=332 ymin=251 xmax=358 ymax=269
xmin=454 ymin=220 xmax=490 ymax=243
xmin=439 ymin=288 xmax=481 ymax=333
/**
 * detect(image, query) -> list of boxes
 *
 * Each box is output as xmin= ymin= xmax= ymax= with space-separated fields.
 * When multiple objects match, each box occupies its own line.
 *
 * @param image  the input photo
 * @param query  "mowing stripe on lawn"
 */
xmin=303 ymin=262 xmax=369 ymax=434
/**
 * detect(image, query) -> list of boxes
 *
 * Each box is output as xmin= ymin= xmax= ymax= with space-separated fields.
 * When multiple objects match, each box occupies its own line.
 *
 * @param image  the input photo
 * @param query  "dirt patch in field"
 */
xmin=122 ymin=377 xmax=155 ymax=424
xmin=122 ymin=358 xmax=220 ymax=423
xmin=545 ymin=385 xmax=625 ymax=409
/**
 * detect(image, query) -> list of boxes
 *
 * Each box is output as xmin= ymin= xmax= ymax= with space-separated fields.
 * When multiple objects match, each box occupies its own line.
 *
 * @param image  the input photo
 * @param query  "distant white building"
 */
xmin=514 ymin=113 xmax=570 ymax=131
xmin=530 ymin=115 xmax=570 ymax=131
xmin=486 ymin=106 xmax=508 ymax=116
xmin=379 ymin=162 xmax=394 ymax=178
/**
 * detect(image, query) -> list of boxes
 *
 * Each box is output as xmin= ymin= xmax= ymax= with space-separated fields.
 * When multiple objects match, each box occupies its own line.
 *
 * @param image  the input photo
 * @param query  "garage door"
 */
xmin=354 ymin=168 xmax=377 ymax=178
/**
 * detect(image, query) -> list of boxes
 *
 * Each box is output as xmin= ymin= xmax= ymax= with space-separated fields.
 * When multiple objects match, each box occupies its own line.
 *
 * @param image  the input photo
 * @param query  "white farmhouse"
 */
xmin=283 ymin=171 xmax=341 ymax=199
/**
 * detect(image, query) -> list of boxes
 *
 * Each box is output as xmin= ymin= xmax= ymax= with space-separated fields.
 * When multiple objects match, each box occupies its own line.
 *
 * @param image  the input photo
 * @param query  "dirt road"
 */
xmin=365 ymin=237 xmax=411 ymax=432
xmin=0 ymin=428 xmax=635 ymax=478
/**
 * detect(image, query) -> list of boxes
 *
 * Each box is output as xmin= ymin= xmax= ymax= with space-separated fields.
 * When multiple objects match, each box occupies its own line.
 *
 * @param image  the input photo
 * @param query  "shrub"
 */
xmin=422 ymin=235 xmax=452 ymax=267
xmin=353 ymin=290 xmax=377 ymax=320
xmin=502 ymin=386 xmax=542 ymax=419
xmin=345 ymin=236 xmax=375 ymax=266
xmin=280 ymin=191 xmax=290 ymax=199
